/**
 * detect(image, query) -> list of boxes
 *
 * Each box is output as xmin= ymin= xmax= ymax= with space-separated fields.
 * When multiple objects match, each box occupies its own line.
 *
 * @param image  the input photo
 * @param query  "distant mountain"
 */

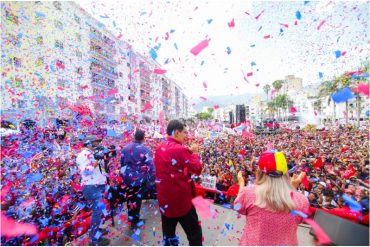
xmin=190 ymin=93 xmax=261 ymax=112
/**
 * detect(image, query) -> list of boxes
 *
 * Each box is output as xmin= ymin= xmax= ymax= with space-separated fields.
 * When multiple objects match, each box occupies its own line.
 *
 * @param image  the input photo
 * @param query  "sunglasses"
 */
xmin=267 ymin=171 xmax=284 ymax=177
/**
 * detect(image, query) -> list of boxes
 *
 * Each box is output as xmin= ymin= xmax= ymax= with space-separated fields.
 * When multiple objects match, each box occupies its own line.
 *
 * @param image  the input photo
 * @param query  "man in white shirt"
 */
xmin=76 ymin=135 xmax=110 ymax=246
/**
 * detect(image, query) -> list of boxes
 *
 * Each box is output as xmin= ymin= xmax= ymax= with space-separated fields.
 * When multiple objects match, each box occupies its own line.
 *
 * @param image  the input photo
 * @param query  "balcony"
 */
xmin=91 ymin=52 xmax=117 ymax=67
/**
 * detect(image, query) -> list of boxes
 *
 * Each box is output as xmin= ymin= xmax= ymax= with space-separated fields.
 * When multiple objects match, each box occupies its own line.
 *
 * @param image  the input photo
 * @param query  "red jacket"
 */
xmin=154 ymin=137 xmax=202 ymax=217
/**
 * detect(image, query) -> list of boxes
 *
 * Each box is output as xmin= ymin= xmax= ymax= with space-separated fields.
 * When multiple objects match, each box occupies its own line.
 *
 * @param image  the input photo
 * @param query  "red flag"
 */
xmin=313 ymin=157 xmax=323 ymax=168
xmin=301 ymin=174 xmax=311 ymax=191
xmin=344 ymin=164 xmax=356 ymax=179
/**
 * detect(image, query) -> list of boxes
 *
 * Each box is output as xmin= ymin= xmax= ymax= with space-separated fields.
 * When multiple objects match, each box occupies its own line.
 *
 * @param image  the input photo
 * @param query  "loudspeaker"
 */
xmin=229 ymin=111 xmax=234 ymax=124
xmin=235 ymin=105 xmax=246 ymax=123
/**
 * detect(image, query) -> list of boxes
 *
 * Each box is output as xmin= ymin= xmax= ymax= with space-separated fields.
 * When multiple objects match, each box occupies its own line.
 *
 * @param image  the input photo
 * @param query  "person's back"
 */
xmin=121 ymin=141 xmax=151 ymax=187
xmin=235 ymin=186 xmax=309 ymax=246
xmin=234 ymin=151 xmax=309 ymax=246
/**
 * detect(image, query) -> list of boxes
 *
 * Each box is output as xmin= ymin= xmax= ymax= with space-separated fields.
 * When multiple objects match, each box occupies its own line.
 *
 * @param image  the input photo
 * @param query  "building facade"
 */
xmin=1 ymin=1 xmax=188 ymax=125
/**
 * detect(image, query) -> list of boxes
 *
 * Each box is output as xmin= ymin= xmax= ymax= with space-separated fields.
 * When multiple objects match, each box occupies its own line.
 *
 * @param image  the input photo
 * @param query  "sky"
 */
xmin=76 ymin=0 xmax=369 ymax=99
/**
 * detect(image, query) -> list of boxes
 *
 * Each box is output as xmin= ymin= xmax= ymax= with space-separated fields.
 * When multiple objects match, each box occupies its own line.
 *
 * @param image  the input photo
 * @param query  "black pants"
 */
xmin=161 ymin=207 xmax=202 ymax=246
xmin=126 ymin=185 xmax=143 ymax=224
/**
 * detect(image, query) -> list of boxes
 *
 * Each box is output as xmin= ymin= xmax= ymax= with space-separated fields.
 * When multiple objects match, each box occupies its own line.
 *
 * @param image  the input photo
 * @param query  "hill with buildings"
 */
xmin=190 ymin=93 xmax=261 ymax=112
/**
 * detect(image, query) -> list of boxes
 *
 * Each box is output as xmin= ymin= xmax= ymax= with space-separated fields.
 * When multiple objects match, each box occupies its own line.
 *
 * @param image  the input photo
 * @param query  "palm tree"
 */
xmin=272 ymin=80 xmax=284 ymax=93
xmin=318 ymin=80 xmax=339 ymax=123
xmin=266 ymin=101 xmax=276 ymax=118
xmin=263 ymin=84 xmax=271 ymax=101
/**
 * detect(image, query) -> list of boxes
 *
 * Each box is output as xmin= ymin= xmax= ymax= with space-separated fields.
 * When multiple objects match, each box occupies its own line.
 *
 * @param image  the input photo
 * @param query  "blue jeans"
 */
xmin=82 ymin=184 xmax=106 ymax=244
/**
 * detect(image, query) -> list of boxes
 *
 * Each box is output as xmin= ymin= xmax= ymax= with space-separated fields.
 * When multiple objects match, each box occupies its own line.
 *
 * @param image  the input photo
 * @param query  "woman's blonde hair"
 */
xmin=254 ymin=170 xmax=296 ymax=212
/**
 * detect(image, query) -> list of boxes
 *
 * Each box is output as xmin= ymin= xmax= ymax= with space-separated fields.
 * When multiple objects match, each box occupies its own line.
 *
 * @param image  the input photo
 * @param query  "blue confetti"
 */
xmin=174 ymin=43 xmax=178 ymax=50
xmin=319 ymin=72 xmax=323 ymax=78
xmin=335 ymin=50 xmax=342 ymax=58
xmin=234 ymin=203 xmax=241 ymax=211
xmin=251 ymin=61 xmax=256 ymax=66
xmin=149 ymin=48 xmax=158 ymax=60
xmin=170 ymin=29 xmax=175 ymax=33
xmin=94 ymin=231 xmax=102 ymax=239
xmin=291 ymin=210 xmax=308 ymax=218
xmin=296 ymin=11 xmax=302 ymax=20
xmin=226 ymin=47 xmax=231 ymax=54
xmin=107 ymin=129 xmax=116 ymax=137
xmin=36 ymin=12 xmax=45 ymax=18
xmin=171 ymin=159 xmax=177 ymax=165
xmin=304 ymin=1 xmax=310 ymax=5
xmin=342 ymin=194 xmax=362 ymax=212
xmin=132 ymin=233 xmax=139 ymax=242
xmin=207 ymin=19 xmax=213 ymax=24
xmin=200 ymin=60 xmax=204 ymax=65
xmin=225 ymin=223 xmax=230 ymax=230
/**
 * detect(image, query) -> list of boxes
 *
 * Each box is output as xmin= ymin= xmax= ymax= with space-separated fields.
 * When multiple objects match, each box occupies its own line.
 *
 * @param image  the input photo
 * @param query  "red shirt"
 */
xmin=154 ymin=137 xmax=202 ymax=217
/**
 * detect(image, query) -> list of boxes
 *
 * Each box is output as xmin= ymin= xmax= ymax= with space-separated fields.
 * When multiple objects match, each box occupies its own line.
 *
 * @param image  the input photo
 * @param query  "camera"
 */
xmin=93 ymin=145 xmax=117 ymax=161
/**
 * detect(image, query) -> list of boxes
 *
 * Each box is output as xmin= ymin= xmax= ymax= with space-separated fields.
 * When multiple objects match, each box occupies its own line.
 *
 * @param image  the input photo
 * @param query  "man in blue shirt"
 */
xmin=121 ymin=130 xmax=154 ymax=229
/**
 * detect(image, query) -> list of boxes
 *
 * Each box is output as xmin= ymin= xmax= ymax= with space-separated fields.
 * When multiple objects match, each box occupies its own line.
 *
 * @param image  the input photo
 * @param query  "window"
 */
xmin=57 ymin=78 xmax=65 ymax=88
xmin=8 ymin=33 xmax=19 ymax=46
xmin=74 ymin=14 xmax=81 ymax=24
xmin=18 ymin=100 xmax=26 ymax=108
xmin=14 ymin=77 xmax=23 ymax=87
xmin=36 ymin=36 xmax=43 ymax=45
xmin=36 ymin=57 xmax=44 ymax=66
xmin=5 ymin=10 xmax=18 ymax=25
xmin=75 ymin=33 xmax=81 ymax=42
xmin=55 ymin=40 xmax=63 ymax=49
xmin=76 ymin=67 xmax=83 ymax=76
xmin=13 ymin=57 xmax=21 ymax=67
xmin=53 ymin=1 xmax=61 ymax=10
xmin=54 ymin=20 xmax=63 ymax=30
xmin=76 ymin=50 xmax=82 ymax=58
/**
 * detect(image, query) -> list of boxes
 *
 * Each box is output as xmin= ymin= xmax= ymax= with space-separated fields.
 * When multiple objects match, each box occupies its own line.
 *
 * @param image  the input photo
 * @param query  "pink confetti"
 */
xmin=290 ymin=106 xmax=297 ymax=113
xmin=1 ymin=213 xmax=38 ymax=237
xmin=263 ymin=35 xmax=271 ymax=39
xmin=192 ymin=196 xmax=213 ymax=219
xmin=213 ymin=105 xmax=219 ymax=109
xmin=304 ymin=218 xmax=331 ymax=245
xmin=255 ymin=83 xmax=260 ymax=87
xmin=203 ymin=81 xmax=208 ymax=89
xmin=107 ymin=88 xmax=118 ymax=95
xmin=140 ymin=102 xmax=153 ymax=113
xmin=247 ymin=72 xmax=253 ymax=77
xmin=280 ymin=23 xmax=289 ymax=28
xmin=153 ymin=69 xmax=167 ymax=74
xmin=190 ymin=39 xmax=209 ymax=56
xmin=117 ymin=33 xmax=123 ymax=39
xmin=228 ymin=18 xmax=235 ymax=28
xmin=357 ymin=83 xmax=369 ymax=96
xmin=255 ymin=10 xmax=265 ymax=20
xmin=317 ymin=20 xmax=326 ymax=30
xmin=200 ymin=96 xmax=207 ymax=101
xmin=164 ymin=32 xmax=169 ymax=40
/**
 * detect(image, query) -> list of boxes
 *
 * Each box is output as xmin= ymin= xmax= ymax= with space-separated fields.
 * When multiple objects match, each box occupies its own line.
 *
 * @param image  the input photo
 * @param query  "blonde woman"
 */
xmin=234 ymin=151 xmax=308 ymax=246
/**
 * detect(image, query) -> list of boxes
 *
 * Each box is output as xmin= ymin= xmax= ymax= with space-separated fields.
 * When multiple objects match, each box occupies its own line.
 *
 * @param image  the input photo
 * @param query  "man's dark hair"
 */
xmin=134 ymin=129 xmax=145 ymax=141
xmin=166 ymin=120 xmax=186 ymax=136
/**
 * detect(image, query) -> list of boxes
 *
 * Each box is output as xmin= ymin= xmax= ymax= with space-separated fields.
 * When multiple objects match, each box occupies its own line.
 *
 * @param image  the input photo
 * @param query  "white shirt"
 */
xmin=76 ymin=148 xmax=106 ymax=186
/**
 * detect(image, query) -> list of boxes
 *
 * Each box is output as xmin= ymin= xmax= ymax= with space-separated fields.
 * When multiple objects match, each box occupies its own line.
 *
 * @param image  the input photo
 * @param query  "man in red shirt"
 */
xmin=155 ymin=120 xmax=203 ymax=245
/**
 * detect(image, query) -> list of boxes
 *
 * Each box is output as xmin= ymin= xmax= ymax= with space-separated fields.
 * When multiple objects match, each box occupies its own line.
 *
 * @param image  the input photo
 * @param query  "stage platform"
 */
xmin=73 ymin=200 xmax=315 ymax=246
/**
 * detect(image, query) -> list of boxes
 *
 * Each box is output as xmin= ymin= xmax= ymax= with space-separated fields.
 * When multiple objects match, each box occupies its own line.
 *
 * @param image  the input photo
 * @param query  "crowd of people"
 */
xmin=1 ymin=117 xmax=369 ymax=245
